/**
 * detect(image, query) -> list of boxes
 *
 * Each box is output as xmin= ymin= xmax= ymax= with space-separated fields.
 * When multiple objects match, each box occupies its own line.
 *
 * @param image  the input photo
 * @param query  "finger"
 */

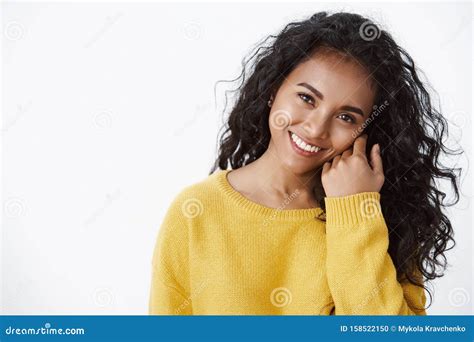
xmin=353 ymin=134 xmax=368 ymax=157
xmin=322 ymin=161 xmax=331 ymax=175
xmin=331 ymin=155 xmax=341 ymax=168
xmin=370 ymin=144 xmax=384 ymax=173
xmin=341 ymin=148 xmax=352 ymax=159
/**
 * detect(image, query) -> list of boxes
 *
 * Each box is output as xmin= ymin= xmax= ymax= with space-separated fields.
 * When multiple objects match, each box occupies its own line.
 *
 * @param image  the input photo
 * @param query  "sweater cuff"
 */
xmin=324 ymin=192 xmax=382 ymax=226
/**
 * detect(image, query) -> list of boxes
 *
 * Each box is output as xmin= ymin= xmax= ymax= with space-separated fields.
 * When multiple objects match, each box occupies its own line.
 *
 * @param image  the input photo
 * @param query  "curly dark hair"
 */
xmin=209 ymin=11 xmax=462 ymax=310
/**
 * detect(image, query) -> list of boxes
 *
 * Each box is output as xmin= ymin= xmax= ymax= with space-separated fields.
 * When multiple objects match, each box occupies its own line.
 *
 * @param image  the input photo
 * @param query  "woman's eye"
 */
xmin=297 ymin=93 xmax=314 ymax=105
xmin=338 ymin=113 xmax=356 ymax=124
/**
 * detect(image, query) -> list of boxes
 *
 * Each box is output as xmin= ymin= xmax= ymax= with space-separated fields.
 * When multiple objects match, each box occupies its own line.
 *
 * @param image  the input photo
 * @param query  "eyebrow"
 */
xmin=297 ymin=82 xmax=365 ymax=117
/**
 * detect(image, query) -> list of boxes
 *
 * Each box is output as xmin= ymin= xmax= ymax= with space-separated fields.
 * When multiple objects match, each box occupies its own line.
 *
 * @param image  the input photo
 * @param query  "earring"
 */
xmin=267 ymin=98 xmax=273 ymax=107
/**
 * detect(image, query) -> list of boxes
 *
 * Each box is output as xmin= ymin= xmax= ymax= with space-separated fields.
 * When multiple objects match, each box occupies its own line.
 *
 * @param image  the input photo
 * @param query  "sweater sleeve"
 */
xmin=148 ymin=191 xmax=192 ymax=315
xmin=324 ymin=192 xmax=427 ymax=315
xmin=148 ymin=267 xmax=192 ymax=315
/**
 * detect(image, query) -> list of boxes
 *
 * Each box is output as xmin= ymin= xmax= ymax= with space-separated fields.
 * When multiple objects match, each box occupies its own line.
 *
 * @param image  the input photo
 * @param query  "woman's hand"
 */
xmin=322 ymin=134 xmax=385 ymax=197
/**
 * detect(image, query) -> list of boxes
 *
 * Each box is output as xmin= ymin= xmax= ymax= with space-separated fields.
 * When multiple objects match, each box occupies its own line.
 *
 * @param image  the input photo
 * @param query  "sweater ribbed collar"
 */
xmin=214 ymin=169 xmax=325 ymax=221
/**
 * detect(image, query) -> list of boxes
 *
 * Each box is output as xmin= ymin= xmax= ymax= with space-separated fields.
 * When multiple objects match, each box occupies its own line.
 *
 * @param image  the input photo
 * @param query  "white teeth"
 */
xmin=290 ymin=132 xmax=322 ymax=153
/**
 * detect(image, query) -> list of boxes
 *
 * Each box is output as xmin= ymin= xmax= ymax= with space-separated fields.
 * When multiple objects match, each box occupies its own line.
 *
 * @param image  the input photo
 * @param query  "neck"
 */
xmin=247 ymin=141 xmax=324 ymax=204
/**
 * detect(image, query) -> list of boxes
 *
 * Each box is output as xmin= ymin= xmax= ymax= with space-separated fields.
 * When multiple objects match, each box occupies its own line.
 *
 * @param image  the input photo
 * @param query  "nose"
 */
xmin=301 ymin=109 xmax=330 ymax=140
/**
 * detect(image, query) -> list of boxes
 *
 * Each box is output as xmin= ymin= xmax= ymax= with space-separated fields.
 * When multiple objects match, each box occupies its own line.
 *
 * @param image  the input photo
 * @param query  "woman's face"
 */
xmin=268 ymin=50 xmax=377 ymax=175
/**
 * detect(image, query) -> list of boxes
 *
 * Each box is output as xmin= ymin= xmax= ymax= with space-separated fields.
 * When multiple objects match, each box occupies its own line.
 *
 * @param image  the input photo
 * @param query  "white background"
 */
xmin=1 ymin=1 xmax=472 ymax=314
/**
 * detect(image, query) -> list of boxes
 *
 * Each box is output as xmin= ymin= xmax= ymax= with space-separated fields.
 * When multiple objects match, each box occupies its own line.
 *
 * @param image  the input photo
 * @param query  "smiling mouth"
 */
xmin=288 ymin=130 xmax=326 ymax=156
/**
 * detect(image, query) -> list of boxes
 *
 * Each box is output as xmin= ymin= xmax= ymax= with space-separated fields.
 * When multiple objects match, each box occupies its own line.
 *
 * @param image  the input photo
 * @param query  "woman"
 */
xmin=149 ymin=11 xmax=461 ymax=315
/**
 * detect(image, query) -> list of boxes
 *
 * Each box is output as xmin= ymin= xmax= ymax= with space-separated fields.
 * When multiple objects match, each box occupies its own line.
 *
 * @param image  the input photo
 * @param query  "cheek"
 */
xmin=331 ymin=129 xmax=357 ymax=152
xmin=268 ymin=101 xmax=304 ymax=132
xmin=268 ymin=109 xmax=293 ymax=132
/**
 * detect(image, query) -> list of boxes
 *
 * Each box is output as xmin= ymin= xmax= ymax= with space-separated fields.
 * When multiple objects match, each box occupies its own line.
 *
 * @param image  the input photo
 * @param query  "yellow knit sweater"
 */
xmin=148 ymin=169 xmax=427 ymax=315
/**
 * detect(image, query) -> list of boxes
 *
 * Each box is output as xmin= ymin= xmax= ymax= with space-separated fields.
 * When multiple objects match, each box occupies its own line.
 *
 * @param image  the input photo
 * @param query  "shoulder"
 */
xmin=154 ymin=171 xmax=225 ymax=256
xmin=163 ymin=170 xmax=226 ymax=223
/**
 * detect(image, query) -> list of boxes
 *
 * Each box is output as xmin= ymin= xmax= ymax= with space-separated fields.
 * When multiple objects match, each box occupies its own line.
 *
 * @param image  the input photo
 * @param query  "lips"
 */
xmin=288 ymin=131 xmax=325 ymax=157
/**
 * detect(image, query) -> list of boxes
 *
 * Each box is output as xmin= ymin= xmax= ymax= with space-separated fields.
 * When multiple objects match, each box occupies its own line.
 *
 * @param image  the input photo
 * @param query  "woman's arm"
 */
xmin=148 ymin=191 xmax=192 ymax=315
xmin=324 ymin=192 xmax=427 ymax=315
xmin=321 ymin=135 xmax=426 ymax=314
xmin=148 ymin=266 xmax=192 ymax=315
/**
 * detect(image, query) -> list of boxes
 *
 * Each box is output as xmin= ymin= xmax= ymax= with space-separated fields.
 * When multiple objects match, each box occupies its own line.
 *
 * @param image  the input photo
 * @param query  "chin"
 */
xmin=282 ymin=158 xmax=320 ymax=175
